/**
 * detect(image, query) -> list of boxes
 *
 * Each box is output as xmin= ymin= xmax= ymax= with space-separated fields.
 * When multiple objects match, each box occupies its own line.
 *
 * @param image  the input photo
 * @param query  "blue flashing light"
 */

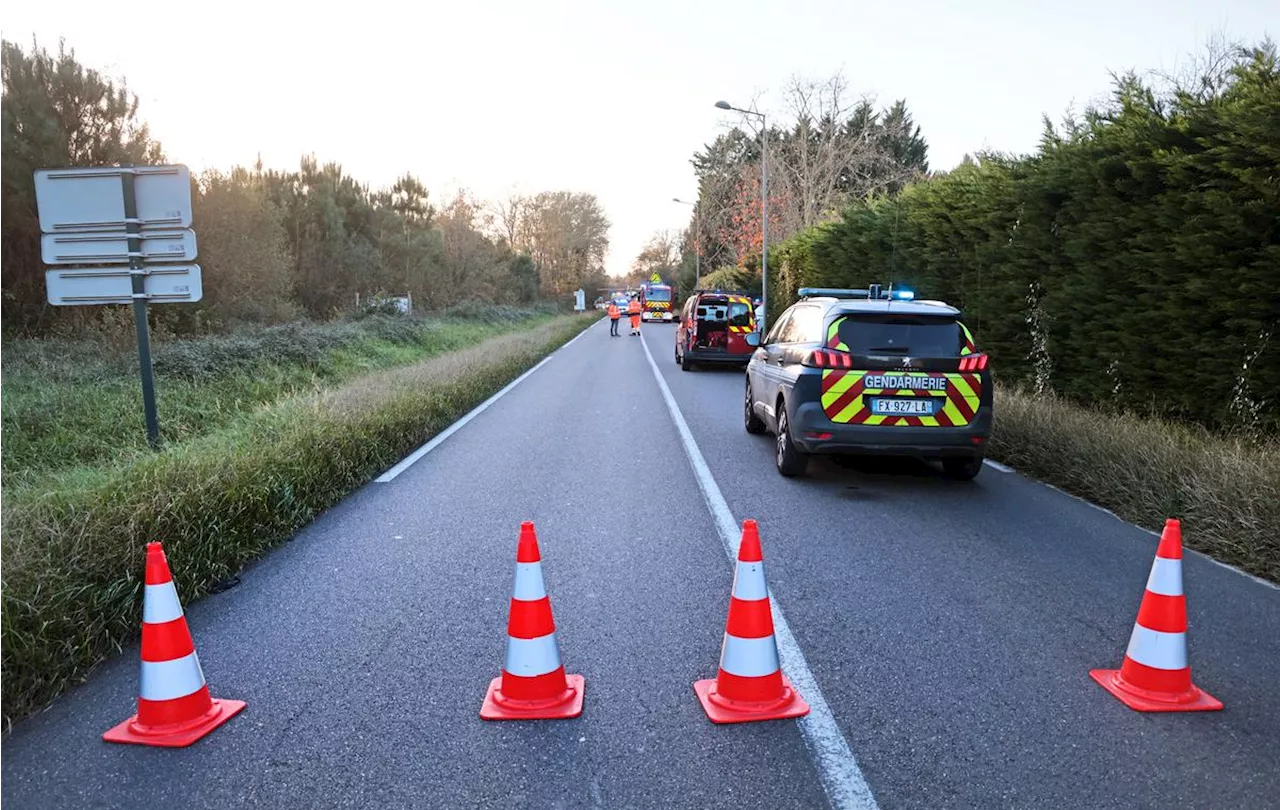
xmin=891 ymin=289 xmax=915 ymax=301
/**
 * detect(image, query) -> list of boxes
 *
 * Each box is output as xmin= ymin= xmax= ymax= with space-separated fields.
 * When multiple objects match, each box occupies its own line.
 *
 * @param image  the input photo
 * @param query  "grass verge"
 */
xmin=2 ymin=305 xmax=560 ymax=487
xmin=0 ymin=313 xmax=596 ymax=728
xmin=988 ymin=387 xmax=1280 ymax=583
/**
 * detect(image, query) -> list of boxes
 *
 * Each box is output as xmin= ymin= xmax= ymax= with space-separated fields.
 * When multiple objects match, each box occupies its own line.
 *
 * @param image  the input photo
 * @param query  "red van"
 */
xmin=674 ymin=290 xmax=760 ymax=371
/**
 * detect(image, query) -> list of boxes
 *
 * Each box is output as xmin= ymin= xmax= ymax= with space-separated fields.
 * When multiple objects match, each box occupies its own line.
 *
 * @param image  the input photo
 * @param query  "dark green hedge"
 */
xmin=774 ymin=45 xmax=1279 ymax=432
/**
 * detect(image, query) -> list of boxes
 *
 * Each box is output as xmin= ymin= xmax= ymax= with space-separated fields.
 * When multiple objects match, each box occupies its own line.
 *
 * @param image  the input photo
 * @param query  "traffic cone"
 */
xmin=480 ymin=522 xmax=584 ymax=720
xmin=1090 ymin=519 xmax=1223 ymax=712
xmin=694 ymin=520 xmax=809 ymax=724
xmin=104 ymin=542 xmax=246 ymax=746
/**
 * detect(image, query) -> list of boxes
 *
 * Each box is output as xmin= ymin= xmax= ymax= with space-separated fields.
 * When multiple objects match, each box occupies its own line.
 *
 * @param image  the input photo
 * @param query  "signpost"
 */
xmin=34 ymin=164 xmax=202 ymax=449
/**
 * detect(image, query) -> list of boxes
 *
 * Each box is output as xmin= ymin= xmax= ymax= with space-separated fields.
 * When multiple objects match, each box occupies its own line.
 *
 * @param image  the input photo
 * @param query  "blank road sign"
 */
xmin=45 ymin=265 xmax=203 ymax=306
xmin=41 ymin=229 xmax=198 ymax=264
xmin=34 ymin=165 xmax=192 ymax=233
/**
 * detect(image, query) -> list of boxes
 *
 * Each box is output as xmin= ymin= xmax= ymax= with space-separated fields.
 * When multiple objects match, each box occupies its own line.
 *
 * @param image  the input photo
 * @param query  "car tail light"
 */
xmin=803 ymin=431 xmax=834 ymax=440
xmin=802 ymin=349 xmax=854 ymax=369
xmin=959 ymin=353 xmax=989 ymax=372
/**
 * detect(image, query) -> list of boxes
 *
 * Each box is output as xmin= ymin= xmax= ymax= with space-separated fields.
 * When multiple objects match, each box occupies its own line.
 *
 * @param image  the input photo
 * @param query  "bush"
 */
xmin=0 ymin=315 xmax=594 ymax=726
xmin=441 ymin=300 xmax=559 ymax=321
xmin=989 ymin=386 xmax=1280 ymax=582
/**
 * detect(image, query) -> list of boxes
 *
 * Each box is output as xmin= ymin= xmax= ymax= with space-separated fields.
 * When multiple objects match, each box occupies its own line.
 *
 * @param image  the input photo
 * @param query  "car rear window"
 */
xmin=728 ymin=302 xmax=752 ymax=327
xmin=834 ymin=314 xmax=962 ymax=357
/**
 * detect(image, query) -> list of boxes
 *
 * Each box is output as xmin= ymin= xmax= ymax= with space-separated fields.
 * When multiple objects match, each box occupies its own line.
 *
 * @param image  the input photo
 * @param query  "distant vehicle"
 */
xmin=744 ymin=285 xmax=993 ymax=479
xmin=612 ymin=295 xmax=630 ymax=311
xmin=674 ymin=290 xmax=759 ymax=371
xmin=638 ymin=282 xmax=676 ymax=323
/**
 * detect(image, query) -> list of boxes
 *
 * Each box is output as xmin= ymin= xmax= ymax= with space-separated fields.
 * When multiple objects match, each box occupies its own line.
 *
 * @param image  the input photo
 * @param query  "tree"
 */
xmin=630 ymin=230 xmax=681 ymax=284
xmin=1 ymin=38 xmax=164 ymax=331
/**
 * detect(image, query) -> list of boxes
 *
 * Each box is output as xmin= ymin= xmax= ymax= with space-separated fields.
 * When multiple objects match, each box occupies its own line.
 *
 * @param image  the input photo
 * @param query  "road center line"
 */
xmin=639 ymin=333 xmax=879 ymax=810
xmin=376 ymin=321 xmax=596 ymax=482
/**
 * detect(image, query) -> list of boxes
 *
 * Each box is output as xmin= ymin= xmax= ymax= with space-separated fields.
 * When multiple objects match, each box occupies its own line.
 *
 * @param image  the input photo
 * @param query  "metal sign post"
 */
xmin=35 ymin=164 xmax=201 ymax=451
xmin=121 ymin=170 xmax=161 ymax=448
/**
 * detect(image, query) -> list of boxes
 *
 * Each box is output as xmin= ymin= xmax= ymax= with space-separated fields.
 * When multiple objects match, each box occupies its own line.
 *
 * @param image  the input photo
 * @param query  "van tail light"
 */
xmin=802 ymin=349 xmax=854 ymax=369
xmin=959 ymin=353 xmax=989 ymax=372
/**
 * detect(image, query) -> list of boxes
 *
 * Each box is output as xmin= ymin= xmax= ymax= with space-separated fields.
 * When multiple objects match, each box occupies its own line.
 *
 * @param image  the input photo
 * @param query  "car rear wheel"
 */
xmin=744 ymin=378 xmax=766 ymax=434
xmin=774 ymin=403 xmax=808 ymax=477
xmin=942 ymin=456 xmax=984 ymax=481
xmin=680 ymin=349 xmax=694 ymax=372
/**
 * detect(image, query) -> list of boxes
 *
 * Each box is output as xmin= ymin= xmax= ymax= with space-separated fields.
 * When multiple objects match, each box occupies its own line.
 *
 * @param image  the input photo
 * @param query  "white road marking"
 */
xmin=640 ymin=333 xmax=880 ymax=810
xmin=987 ymin=460 xmax=1277 ymax=591
xmin=983 ymin=459 xmax=1014 ymax=473
xmin=376 ymin=322 xmax=596 ymax=482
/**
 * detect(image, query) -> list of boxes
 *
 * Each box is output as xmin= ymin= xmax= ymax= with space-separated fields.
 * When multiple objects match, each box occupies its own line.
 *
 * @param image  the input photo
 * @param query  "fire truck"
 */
xmin=638 ymin=280 xmax=676 ymax=323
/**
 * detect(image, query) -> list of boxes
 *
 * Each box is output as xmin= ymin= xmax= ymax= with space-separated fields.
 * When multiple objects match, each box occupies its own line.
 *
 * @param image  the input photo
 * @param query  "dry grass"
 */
xmin=989 ymin=387 xmax=1280 ymax=582
xmin=1 ymin=315 xmax=595 ymax=727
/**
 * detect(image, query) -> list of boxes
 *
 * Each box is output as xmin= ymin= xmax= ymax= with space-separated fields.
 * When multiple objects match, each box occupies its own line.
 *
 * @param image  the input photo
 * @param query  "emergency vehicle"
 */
xmin=744 ymin=284 xmax=993 ymax=479
xmin=638 ymin=282 xmax=676 ymax=322
xmin=675 ymin=289 xmax=760 ymax=370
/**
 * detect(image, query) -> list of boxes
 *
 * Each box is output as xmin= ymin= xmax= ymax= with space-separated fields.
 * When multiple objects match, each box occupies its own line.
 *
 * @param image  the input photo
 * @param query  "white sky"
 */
xmin=3 ymin=0 xmax=1275 ymax=277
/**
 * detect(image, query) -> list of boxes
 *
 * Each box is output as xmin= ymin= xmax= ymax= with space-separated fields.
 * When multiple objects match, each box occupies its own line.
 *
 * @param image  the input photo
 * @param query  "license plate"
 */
xmin=869 ymin=398 xmax=936 ymax=415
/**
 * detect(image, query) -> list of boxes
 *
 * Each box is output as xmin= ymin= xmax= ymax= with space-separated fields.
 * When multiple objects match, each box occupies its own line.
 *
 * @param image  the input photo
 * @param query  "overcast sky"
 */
xmin=3 ymin=0 xmax=1274 ymax=276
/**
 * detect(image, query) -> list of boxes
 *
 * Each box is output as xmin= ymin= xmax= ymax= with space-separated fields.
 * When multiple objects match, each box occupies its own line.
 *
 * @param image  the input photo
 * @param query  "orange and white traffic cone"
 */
xmin=480 ymin=522 xmax=584 ymax=720
xmin=694 ymin=519 xmax=809 ymax=724
xmin=104 ymin=542 xmax=246 ymax=746
xmin=1090 ymin=519 xmax=1223 ymax=712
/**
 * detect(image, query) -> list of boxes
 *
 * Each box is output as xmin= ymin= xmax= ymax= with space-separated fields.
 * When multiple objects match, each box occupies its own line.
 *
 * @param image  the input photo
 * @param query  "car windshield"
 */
xmin=646 ymin=287 xmax=671 ymax=302
xmin=835 ymin=314 xmax=962 ymax=357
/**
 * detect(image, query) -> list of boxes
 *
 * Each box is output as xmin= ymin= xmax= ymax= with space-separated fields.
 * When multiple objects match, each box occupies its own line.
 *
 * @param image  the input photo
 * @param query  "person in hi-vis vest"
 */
xmin=607 ymin=301 xmax=621 ymax=336
xmin=627 ymin=296 xmax=642 ymax=336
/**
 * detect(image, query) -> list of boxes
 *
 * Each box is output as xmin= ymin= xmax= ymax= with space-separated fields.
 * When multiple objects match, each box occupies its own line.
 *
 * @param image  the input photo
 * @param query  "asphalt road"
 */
xmin=4 ymin=317 xmax=1278 ymax=810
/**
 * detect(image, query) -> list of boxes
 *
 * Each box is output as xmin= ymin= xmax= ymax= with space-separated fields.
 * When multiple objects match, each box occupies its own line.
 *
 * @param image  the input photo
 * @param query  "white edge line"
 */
xmin=1011 ymin=469 xmax=1279 ymax=592
xmin=640 ymin=333 xmax=879 ymax=810
xmin=376 ymin=321 xmax=596 ymax=482
xmin=983 ymin=459 xmax=1014 ymax=473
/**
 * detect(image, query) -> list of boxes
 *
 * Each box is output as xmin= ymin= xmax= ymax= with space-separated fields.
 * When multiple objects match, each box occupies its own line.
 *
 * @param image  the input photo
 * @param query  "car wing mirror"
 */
xmin=745 ymin=332 xmax=761 ymax=347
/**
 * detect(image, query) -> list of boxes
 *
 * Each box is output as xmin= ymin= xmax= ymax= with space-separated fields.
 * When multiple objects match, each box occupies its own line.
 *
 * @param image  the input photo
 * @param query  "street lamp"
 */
xmin=715 ymin=99 xmax=768 ymax=333
xmin=673 ymin=197 xmax=700 ymax=288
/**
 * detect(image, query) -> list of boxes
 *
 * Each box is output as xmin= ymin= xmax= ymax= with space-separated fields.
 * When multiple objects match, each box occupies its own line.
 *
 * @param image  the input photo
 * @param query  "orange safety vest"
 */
xmin=627 ymin=300 xmax=641 ymax=316
xmin=607 ymin=303 xmax=620 ymax=319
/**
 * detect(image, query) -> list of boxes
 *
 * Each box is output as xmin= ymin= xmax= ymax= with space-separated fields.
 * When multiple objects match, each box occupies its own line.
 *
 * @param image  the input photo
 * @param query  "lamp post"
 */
xmin=672 ymin=197 xmax=699 ymax=288
xmin=715 ymin=99 xmax=768 ymax=333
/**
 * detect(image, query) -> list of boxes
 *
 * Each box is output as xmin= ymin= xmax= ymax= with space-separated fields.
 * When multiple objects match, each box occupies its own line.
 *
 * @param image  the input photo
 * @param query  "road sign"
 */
xmin=41 ymin=229 xmax=198 ymax=265
xmin=45 ymin=265 xmax=202 ymax=306
xmin=650 ymin=272 xmax=663 ymax=283
xmin=34 ymin=165 xmax=192 ymax=232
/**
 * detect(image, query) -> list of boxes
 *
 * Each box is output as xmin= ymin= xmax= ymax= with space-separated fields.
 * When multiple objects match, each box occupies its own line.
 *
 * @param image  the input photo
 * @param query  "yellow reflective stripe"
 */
xmin=833 ymin=394 xmax=865 ymax=423
xmin=820 ymin=372 xmax=859 ymax=404
xmin=949 ymin=375 xmax=977 ymax=401
xmin=865 ymin=413 xmax=888 ymax=426
xmin=827 ymin=320 xmax=841 ymax=343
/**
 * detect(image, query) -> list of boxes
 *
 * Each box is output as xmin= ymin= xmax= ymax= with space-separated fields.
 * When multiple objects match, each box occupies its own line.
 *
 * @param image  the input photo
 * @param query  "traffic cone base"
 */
xmin=481 ymin=673 xmax=584 ymax=720
xmin=694 ymin=674 xmax=809 ymax=724
xmin=103 ymin=696 xmax=246 ymax=747
xmin=1089 ymin=669 xmax=1222 ymax=712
